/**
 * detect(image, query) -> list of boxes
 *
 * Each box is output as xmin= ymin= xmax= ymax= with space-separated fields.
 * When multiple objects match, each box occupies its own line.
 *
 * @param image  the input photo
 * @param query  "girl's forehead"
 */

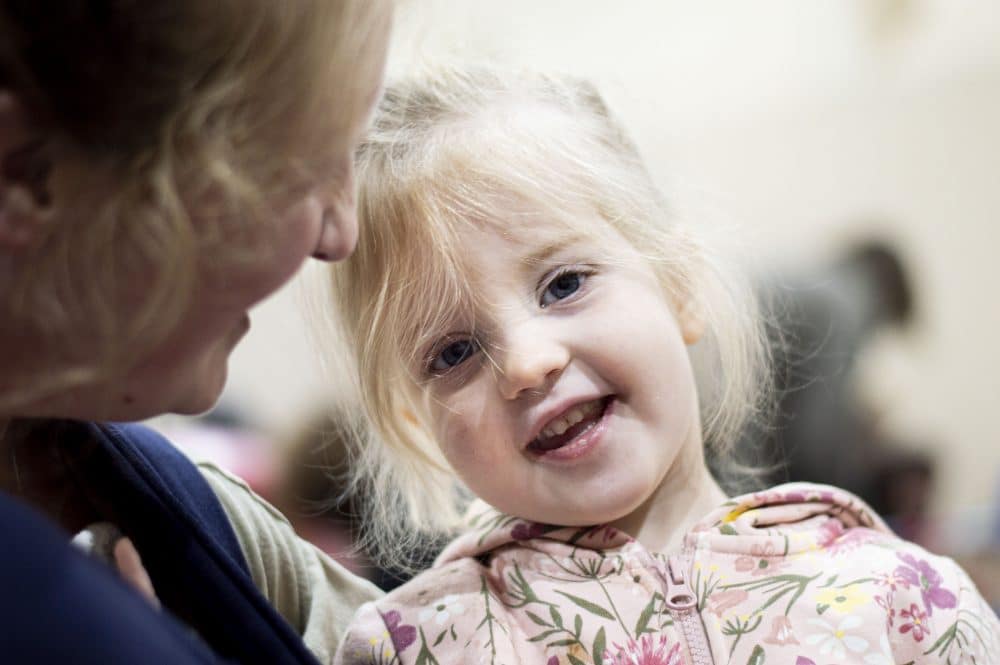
xmin=458 ymin=217 xmax=573 ymax=250
xmin=455 ymin=192 xmax=609 ymax=245
xmin=454 ymin=207 xmax=624 ymax=268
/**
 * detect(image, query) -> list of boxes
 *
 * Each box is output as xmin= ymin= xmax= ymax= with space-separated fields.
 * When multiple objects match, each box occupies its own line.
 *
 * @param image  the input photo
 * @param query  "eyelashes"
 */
xmin=427 ymin=336 xmax=480 ymax=375
xmin=537 ymin=266 xmax=592 ymax=308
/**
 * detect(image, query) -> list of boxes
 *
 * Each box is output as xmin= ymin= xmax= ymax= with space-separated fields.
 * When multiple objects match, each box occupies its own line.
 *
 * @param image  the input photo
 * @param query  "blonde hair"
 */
xmin=326 ymin=65 xmax=771 ymax=569
xmin=0 ymin=1 xmax=390 ymax=411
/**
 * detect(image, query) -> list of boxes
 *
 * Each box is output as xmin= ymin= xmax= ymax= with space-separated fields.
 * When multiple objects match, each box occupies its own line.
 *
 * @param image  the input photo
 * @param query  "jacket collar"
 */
xmin=437 ymin=482 xmax=892 ymax=565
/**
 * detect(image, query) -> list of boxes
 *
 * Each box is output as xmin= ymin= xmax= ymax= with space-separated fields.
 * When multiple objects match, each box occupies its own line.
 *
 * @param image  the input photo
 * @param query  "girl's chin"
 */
xmin=516 ymin=502 xmax=640 ymax=530
xmin=538 ymin=488 xmax=652 ymax=529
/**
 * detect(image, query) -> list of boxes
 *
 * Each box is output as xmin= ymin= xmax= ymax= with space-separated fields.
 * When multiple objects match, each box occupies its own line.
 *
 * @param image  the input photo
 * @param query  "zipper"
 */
xmin=661 ymin=552 xmax=715 ymax=665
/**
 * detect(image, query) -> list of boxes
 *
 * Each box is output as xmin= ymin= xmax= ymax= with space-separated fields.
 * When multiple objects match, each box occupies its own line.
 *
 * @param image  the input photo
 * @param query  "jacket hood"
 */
xmin=436 ymin=482 xmax=893 ymax=565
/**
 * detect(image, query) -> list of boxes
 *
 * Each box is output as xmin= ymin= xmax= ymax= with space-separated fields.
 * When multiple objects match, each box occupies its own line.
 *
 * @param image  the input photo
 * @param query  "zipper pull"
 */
xmin=664 ymin=554 xmax=697 ymax=611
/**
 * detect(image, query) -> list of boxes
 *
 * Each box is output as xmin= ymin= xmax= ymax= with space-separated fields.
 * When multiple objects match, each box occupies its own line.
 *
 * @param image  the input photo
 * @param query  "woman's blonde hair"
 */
xmin=325 ymin=65 xmax=771 ymax=570
xmin=0 ymin=1 xmax=389 ymax=411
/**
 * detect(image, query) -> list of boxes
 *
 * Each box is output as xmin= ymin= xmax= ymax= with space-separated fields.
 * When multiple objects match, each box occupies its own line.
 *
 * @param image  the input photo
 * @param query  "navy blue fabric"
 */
xmin=0 ymin=420 xmax=321 ymax=665
xmin=0 ymin=491 xmax=224 ymax=663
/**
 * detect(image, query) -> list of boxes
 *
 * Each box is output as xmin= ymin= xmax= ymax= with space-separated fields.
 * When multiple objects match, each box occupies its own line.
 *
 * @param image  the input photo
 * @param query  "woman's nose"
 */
xmin=497 ymin=327 xmax=570 ymax=400
xmin=311 ymin=161 xmax=359 ymax=262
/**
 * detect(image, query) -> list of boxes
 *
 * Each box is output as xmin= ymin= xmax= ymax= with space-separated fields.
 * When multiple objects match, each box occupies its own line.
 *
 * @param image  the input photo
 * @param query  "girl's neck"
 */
xmin=611 ymin=432 xmax=727 ymax=554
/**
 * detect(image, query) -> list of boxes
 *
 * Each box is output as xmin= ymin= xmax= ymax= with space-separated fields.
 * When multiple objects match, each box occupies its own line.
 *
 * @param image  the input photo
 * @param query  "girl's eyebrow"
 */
xmin=520 ymin=233 xmax=586 ymax=268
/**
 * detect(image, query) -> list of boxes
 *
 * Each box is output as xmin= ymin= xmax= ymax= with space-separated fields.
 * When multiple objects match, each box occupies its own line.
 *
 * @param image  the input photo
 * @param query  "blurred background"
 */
xmin=149 ymin=0 xmax=999 ymax=604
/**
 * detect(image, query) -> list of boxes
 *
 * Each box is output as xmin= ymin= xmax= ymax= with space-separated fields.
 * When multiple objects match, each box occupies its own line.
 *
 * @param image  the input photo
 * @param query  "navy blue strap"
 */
xmin=65 ymin=421 xmax=321 ymax=665
xmin=0 ymin=492 xmax=222 ymax=663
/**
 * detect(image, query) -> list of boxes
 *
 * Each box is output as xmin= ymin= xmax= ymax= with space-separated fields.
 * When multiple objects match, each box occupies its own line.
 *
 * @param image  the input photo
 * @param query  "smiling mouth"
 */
xmin=527 ymin=396 xmax=614 ymax=454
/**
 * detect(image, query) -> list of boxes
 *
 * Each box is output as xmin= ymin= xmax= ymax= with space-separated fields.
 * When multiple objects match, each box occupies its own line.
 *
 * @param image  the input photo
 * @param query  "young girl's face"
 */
xmin=417 ymin=210 xmax=704 ymax=527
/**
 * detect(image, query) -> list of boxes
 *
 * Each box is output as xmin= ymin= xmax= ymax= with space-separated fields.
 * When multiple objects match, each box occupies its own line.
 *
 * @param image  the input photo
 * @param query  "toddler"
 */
xmin=328 ymin=66 xmax=999 ymax=664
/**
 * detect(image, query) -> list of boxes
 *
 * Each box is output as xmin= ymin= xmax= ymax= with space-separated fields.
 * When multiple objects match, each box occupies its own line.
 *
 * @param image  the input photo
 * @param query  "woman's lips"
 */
xmin=526 ymin=396 xmax=614 ymax=462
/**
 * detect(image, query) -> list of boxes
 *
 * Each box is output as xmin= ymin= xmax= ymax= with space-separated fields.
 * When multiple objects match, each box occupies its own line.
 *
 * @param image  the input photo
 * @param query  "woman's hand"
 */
xmin=72 ymin=522 xmax=161 ymax=610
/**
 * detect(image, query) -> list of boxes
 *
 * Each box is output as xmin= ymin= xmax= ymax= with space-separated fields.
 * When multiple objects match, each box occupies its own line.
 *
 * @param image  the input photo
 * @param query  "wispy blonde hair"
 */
xmin=324 ymin=65 xmax=771 ymax=570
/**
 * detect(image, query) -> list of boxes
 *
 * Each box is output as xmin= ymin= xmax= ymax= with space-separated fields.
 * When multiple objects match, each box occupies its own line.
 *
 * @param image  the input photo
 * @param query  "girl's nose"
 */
xmin=497 ymin=328 xmax=570 ymax=400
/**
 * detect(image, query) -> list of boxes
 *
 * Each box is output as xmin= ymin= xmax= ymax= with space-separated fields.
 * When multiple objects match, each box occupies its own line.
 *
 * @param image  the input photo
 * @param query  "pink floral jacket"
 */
xmin=334 ymin=483 xmax=1000 ymax=664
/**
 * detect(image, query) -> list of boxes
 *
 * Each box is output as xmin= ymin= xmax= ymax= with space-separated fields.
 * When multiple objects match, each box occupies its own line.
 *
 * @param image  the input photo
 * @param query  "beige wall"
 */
xmin=218 ymin=1 xmax=1000 ymax=515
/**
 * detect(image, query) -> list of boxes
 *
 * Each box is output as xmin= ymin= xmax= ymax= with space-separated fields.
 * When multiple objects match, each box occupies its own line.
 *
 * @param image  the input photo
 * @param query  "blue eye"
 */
xmin=430 ymin=338 xmax=479 ymax=373
xmin=540 ymin=270 xmax=585 ymax=307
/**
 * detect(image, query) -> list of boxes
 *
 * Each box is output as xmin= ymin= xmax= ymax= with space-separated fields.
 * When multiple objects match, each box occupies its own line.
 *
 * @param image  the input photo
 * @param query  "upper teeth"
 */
xmin=539 ymin=399 xmax=602 ymax=439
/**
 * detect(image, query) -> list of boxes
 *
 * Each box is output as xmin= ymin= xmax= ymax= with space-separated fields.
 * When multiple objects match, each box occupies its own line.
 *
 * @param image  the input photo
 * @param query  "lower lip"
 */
xmin=530 ymin=398 xmax=615 ymax=463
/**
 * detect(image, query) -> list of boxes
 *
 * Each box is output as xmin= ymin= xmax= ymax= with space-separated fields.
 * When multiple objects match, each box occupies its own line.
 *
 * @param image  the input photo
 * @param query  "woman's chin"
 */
xmin=19 ymin=333 xmax=235 ymax=422
xmin=169 ymin=365 xmax=229 ymax=416
xmin=168 ymin=390 xmax=223 ymax=417
xmin=118 ymin=353 xmax=230 ymax=420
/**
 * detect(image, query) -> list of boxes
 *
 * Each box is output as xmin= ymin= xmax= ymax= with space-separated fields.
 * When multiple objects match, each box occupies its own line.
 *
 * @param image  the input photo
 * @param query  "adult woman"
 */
xmin=0 ymin=2 xmax=391 ymax=663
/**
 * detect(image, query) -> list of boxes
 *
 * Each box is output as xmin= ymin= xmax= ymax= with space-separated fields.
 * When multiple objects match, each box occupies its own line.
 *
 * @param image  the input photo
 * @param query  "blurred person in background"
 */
xmin=0 ymin=2 xmax=391 ymax=663
xmin=741 ymin=239 xmax=1000 ymax=607
xmin=272 ymin=413 xmax=376 ymax=581
xmin=741 ymin=242 xmax=929 ymax=526
xmin=271 ymin=408 xmax=445 ymax=592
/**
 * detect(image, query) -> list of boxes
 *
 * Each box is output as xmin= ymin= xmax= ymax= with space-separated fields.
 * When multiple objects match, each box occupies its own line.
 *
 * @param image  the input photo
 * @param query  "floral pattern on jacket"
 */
xmin=334 ymin=483 xmax=1000 ymax=664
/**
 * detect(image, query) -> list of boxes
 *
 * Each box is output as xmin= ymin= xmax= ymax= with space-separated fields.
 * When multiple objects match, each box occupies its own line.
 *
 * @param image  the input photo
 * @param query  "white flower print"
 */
xmin=419 ymin=594 xmax=466 ymax=625
xmin=804 ymin=615 xmax=869 ymax=660
xmin=863 ymin=632 xmax=893 ymax=665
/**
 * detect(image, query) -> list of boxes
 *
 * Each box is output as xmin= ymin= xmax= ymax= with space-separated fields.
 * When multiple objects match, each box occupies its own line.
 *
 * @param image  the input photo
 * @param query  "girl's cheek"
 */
xmin=438 ymin=409 xmax=495 ymax=467
xmin=438 ymin=416 xmax=471 ymax=463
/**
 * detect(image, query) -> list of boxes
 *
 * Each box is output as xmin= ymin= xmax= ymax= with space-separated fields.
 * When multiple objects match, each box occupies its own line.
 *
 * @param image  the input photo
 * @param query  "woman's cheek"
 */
xmin=217 ymin=210 xmax=319 ymax=307
xmin=260 ymin=205 xmax=322 ymax=289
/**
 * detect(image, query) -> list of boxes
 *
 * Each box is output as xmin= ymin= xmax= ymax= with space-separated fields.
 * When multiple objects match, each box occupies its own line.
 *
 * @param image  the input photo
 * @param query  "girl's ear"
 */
xmin=0 ymin=91 xmax=54 ymax=250
xmin=677 ymin=297 xmax=706 ymax=346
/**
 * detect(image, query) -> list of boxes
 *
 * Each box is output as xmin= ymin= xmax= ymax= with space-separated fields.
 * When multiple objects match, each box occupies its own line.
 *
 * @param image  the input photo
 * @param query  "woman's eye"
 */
xmin=540 ymin=270 xmax=586 ymax=307
xmin=430 ymin=338 xmax=479 ymax=373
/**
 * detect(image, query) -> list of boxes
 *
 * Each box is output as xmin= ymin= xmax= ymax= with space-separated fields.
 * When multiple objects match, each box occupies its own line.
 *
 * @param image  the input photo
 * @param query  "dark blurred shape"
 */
xmin=272 ymin=412 xmax=440 ymax=591
xmin=157 ymin=404 xmax=440 ymax=590
xmin=743 ymin=240 xmax=934 ymax=540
